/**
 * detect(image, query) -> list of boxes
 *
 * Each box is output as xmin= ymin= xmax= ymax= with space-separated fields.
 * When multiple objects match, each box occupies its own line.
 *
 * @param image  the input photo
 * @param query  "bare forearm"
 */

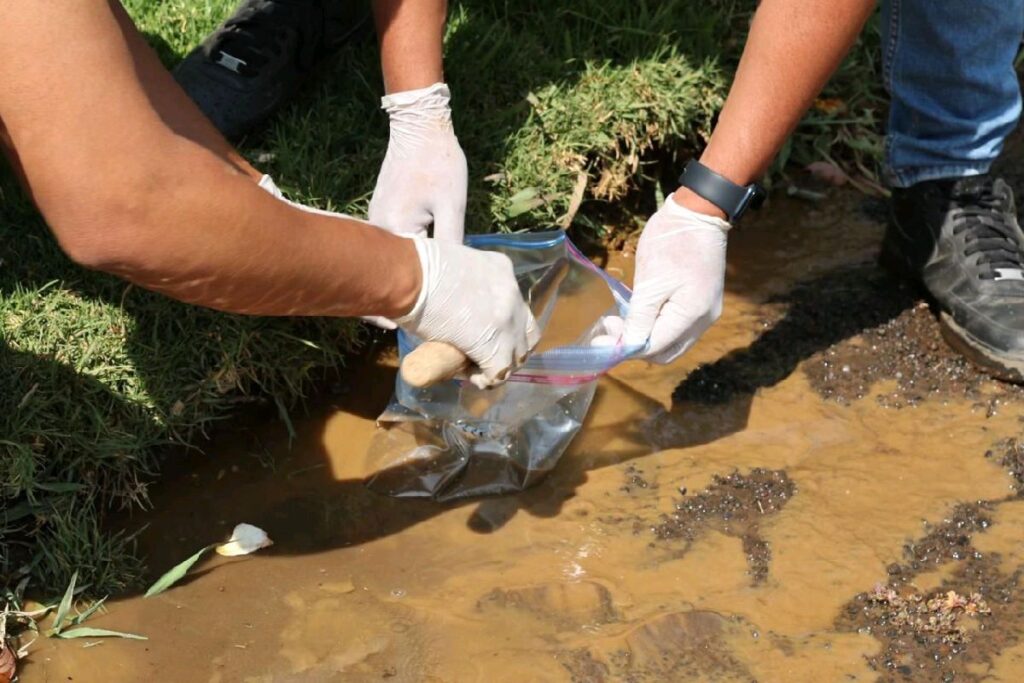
xmin=0 ymin=0 xmax=420 ymax=320
xmin=374 ymin=0 xmax=446 ymax=93
xmin=88 ymin=150 xmax=421 ymax=319
xmin=675 ymin=0 xmax=876 ymax=216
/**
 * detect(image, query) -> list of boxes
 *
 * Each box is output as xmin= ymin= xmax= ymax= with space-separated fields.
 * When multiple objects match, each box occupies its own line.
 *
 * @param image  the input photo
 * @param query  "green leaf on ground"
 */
xmin=49 ymin=571 xmax=78 ymax=635
xmin=56 ymin=627 xmax=147 ymax=641
xmin=144 ymin=544 xmax=214 ymax=598
xmin=73 ymin=596 xmax=108 ymax=625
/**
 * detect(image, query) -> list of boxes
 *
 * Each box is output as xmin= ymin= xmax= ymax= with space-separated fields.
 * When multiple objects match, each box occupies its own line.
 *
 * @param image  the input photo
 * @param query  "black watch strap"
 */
xmin=677 ymin=160 xmax=766 ymax=223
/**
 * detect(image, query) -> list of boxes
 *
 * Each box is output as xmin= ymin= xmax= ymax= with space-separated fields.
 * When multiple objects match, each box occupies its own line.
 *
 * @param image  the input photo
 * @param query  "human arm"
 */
xmin=368 ymin=0 xmax=467 ymax=242
xmin=0 ymin=0 xmax=534 ymax=386
xmin=374 ymin=0 xmax=446 ymax=94
xmin=623 ymin=0 xmax=878 ymax=362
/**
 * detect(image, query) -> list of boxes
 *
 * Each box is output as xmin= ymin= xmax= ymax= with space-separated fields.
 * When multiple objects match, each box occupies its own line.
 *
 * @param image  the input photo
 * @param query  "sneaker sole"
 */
xmin=938 ymin=312 xmax=1024 ymax=383
xmin=879 ymin=240 xmax=1024 ymax=384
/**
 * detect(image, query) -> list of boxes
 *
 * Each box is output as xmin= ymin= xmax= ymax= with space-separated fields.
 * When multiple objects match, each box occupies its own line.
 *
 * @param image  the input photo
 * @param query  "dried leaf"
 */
xmin=813 ymin=97 xmax=846 ymax=115
xmin=0 ymin=642 xmax=15 ymax=683
xmin=216 ymin=524 xmax=273 ymax=557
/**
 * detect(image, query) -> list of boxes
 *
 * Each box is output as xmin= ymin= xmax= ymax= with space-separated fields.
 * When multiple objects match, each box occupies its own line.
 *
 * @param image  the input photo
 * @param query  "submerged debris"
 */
xmin=654 ymin=469 xmax=795 ymax=585
xmin=621 ymin=464 xmax=653 ymax=493
xmin=864 ymin=585 xmax=990 ymax=645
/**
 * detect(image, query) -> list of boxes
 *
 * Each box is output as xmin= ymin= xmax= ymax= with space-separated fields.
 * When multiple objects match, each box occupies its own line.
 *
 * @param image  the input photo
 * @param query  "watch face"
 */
xmin=750 ymin=185 xmax=767 ymax=211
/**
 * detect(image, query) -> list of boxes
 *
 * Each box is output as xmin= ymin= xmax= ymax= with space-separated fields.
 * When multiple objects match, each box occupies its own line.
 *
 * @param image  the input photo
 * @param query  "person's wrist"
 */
xmin=671 ymin=186 xmax=729 ymax=222
xmin=388 ymin=235 xmax=426 ymax=321
xmin=381 ymin=82 xmax=450 ymax=110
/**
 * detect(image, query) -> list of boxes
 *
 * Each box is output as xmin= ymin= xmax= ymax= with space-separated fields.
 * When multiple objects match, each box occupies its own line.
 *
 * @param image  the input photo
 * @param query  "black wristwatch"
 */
xmin=677 ymin=160 xmax=766 ymax=223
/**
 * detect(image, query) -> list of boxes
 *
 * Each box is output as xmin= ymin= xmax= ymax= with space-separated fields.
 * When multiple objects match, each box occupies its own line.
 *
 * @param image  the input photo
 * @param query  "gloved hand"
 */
xmin=396 ymin=236 xmax=540 ymax=389
xmin=622 ymin=196 xmax=731 ymax=364
xmin=368 ymin=82 xmax=468 ymax=243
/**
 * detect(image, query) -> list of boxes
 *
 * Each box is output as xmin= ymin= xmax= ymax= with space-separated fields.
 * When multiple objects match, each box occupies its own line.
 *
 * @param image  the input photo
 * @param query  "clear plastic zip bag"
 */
xmin=367 ymin=231 xmax=642 ymax=502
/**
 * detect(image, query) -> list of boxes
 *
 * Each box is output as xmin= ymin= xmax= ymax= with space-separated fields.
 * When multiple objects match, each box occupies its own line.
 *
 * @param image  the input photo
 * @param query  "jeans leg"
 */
xmin=882 ymin=0 xmax=1024 ymax=187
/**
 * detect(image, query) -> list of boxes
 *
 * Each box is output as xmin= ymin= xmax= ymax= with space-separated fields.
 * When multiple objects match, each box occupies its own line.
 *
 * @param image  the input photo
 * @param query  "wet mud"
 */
xmin=654 ymin=469 xmax=796 ymax=585
xmin=21 ymin=186 xmax=1024 ymax=682
xmin=676 ymin=266 xmax=1024 ymax=410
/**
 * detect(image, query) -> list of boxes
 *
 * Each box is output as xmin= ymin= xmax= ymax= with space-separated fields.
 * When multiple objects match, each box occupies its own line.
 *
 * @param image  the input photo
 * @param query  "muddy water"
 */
xmin=24 ymin=191 xmax=1024 ymax=682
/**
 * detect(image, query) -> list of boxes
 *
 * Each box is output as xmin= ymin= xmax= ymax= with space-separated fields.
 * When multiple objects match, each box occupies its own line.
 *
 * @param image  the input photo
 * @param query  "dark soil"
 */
xmin=621 ymin=464 xmax=654 ymax=493
xmin=653 ymin=469 xmax=795 ymax=585
xmin=673 ymin=265 xmax=1024 ymax=409
xmin=990 ymin=437 xmax=1024 ymax=494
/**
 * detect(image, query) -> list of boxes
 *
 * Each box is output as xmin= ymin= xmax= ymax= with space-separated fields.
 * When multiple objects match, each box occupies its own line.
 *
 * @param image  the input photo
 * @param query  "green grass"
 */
xmin=0 ymin=0 xmax=883 ymax=598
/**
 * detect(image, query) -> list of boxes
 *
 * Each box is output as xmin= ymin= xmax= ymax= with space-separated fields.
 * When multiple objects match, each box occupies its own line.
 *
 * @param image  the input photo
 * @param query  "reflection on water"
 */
xmin=24 ymin=193 xmax=1024 ymax=682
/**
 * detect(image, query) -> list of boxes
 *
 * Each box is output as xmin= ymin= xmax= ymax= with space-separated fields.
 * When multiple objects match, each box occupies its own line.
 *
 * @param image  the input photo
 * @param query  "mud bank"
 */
xmin=22 ymin=190 xmax=1024 ymax=682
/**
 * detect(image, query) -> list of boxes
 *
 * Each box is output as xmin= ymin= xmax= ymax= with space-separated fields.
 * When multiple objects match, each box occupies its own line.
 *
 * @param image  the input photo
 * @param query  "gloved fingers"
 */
xmin=469 ymin=310 xmax=540 ymax=390
xmin=622 ymin=287 xmax=668 ymax=350
xmin=648 ymin=336 xmax=695 ymax=365
xmin=367 ymin=200 xmax=430 ymax=238
xmin=360 ymin=315 xmax=398 ymax=331
xmin=468 ymin=343 xmax=516 ymax=390
xmin=525 ymin=309 xmax=542 ymax=351
xmin=508 ymin=309 xmax=541 ymax=369
xmin=431 ymin=198 xmax=466 ymax=243
xmin=468 ymin=287 xmax=539 ymax=390
xmin=643 ymin=300 xmax=717 ymax=364
xmin=590 ymin=315 xmax=625 ymax=348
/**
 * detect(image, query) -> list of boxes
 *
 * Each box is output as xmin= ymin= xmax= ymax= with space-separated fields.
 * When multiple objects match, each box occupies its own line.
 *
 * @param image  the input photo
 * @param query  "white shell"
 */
xmin=215 ymin=523 xmax=274 ymax=557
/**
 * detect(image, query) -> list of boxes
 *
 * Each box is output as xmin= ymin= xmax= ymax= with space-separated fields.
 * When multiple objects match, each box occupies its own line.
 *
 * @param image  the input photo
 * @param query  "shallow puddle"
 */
xmin=23 ymin=192 xmax=1024 ymax=682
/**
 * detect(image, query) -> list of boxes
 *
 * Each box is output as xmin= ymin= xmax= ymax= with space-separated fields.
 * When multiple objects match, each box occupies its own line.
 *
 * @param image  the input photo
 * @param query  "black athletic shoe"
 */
xmin=880 ymin=175 xmax=1024 ymax=381
xmin=173 ymin=0 xmax=370 ymax=140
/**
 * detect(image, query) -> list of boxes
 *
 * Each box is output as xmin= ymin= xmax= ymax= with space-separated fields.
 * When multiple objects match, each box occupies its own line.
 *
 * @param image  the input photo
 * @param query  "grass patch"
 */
xmin=0 ymin=0 xmax=883 ymax=597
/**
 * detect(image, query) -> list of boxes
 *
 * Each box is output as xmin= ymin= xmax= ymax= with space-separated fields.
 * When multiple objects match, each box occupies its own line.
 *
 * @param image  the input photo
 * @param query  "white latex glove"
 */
xmin=368 ymin=82 xmax=468 ymax=242
xmin=397 ymin=237 xmax=540 ymax=389
xmin=622 ymin=196 xmax=731 ymax=364
xmin=257 ymin=174 xmax=355 ymax=219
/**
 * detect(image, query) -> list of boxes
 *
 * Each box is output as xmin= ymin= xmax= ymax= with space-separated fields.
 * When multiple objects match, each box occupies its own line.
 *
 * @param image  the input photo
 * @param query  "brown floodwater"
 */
xmin=22 ymin=189 xmax=1024 ymax=682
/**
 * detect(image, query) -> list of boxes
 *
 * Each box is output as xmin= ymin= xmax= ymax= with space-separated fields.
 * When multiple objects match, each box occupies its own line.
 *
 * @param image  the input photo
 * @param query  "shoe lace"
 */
xmin=949 ymin=179 xmax=1024 ymax=280
xmin=210 ymin=2 xmax=315 ymax=77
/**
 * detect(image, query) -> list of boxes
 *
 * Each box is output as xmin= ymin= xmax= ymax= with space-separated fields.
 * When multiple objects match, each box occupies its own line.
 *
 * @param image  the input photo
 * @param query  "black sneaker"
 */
xmin=173 ymin=0 xmax=370 ymax=140
xmin=881 ymin=175 xmax=1024 ymax=381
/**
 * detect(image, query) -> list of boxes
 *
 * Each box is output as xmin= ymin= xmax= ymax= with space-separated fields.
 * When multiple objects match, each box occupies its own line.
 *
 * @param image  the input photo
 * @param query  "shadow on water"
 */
xmin=674 ymin=265 xmax=916 ymax=405
xmin=125 ymin=254 xmax=924 ymax=586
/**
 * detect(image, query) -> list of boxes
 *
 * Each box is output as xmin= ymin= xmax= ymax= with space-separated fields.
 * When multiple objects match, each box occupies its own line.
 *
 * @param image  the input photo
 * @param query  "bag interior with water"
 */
xmin=367 ymin=231 xmax=641 ymax=502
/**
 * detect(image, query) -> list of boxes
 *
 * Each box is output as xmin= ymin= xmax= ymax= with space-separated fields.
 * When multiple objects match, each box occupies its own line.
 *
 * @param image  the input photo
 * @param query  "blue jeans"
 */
xmin=882 ymin=0 xmax=1024 ymax=187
